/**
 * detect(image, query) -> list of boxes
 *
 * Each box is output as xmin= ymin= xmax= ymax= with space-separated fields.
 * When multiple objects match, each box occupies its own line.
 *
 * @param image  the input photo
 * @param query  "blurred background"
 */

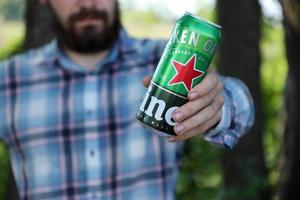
xmin=1 ymin=0 xmax=300 ymax=199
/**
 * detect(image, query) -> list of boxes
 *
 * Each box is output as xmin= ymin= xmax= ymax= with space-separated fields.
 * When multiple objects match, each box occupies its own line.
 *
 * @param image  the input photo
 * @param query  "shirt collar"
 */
xmin=39 ymin=27 xmax=136 ymax=74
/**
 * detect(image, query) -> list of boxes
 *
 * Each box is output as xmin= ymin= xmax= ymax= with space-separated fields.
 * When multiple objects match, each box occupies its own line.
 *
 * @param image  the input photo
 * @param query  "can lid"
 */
xmin=185 ymin=12 xmax=222 ymax=29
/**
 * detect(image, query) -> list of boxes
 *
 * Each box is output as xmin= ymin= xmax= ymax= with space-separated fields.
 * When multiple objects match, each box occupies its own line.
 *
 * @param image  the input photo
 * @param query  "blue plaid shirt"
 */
xmin=0 ymin=29 xmax=254 ymax=200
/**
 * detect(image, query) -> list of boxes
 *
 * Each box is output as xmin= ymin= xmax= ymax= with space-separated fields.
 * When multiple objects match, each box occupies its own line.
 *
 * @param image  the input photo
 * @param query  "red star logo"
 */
xmin=168 ymin=54 xmax=204 ymax=91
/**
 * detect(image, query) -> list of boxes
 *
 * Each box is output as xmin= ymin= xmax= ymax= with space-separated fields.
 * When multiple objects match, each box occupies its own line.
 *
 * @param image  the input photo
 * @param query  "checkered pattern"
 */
xmin=0 ymin=29 xmax=254 ymax=200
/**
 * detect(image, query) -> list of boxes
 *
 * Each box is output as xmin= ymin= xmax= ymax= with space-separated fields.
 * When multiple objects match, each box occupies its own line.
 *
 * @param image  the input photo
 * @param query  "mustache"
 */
xmin=69 ymin=8 xmax=108 ymax=22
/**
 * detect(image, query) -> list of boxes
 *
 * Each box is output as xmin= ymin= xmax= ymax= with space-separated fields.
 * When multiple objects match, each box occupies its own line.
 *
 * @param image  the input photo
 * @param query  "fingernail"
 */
xmin=175 ymin=125 xmax=185 ymax=135
xmin=173 ymin=111 xmax=183 ymax=121
xmin=168 ymin=137 xmax=176 ymax=142
xmin=188 ymin=92 xmax=198 ymax=99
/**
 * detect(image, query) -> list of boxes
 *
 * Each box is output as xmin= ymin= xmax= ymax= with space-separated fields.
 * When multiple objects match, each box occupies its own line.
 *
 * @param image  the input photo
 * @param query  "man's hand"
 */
xmin=142 ymin=70 xmax=224 ymax=142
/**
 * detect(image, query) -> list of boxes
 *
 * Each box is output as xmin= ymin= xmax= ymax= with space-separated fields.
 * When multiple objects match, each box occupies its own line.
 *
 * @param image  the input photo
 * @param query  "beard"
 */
xmin=50 ymin=3 xmax=121 ymax=54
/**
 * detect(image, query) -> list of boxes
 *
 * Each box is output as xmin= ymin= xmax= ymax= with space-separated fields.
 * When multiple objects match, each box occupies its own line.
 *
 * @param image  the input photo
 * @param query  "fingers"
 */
xmin=142 ymin=71 xmax=224 ymax=142
xmin=142 ymin=76 xmax=152 ymax=88
xmin=171 ymin=93 xmax=224 ymax=139
xmin=168 ymin=109 xmax=222 ymax=142
xmin=188 ymin=70 xmax=220 ymax=100
xmin=173 ymin=81 xmax=223 ymax=122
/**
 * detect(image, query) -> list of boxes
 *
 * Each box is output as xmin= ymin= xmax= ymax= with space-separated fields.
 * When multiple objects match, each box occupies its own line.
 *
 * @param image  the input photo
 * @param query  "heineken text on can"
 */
xmin=136 ymin=12 xmax=222 ymax=137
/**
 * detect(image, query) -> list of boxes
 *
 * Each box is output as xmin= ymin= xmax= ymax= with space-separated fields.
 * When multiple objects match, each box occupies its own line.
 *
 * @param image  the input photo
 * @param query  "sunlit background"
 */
xmin=0 ymin=0 xmax=283 ymax=47
xmin=121 ymin=0 xmax=282 ymax=19
xmin=0 ymin=0 xmax=289 ymax=199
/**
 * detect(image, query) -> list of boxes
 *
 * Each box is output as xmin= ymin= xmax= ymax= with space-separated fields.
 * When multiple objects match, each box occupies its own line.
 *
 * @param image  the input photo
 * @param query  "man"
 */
xmin=0 ymin=0 xmax=254 ymax=199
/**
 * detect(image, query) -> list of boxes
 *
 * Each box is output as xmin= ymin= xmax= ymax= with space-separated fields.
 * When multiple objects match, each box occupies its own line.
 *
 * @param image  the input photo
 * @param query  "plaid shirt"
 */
xmin=0 ymin=29 xmax=254 ymax=200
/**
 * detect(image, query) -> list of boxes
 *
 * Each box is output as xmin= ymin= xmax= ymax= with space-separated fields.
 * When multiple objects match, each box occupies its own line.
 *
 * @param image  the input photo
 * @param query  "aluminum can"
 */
xmin=136 ymin=12 xmax=222 ymax=136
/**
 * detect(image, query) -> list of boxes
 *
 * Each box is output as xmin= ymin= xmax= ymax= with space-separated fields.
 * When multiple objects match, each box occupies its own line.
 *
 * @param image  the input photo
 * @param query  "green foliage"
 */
xmin=0 ymin=0 xmax=24 ymax=21
xmin=122 ymin=10 xmax=172 ymax=39
xmin=0 ymin=36 xmax=23 ymax=60
xmin=0 ymin=19 xmax=24 ymax=60
xmin=218 ymin=172 xmax=270 ymax=200
xmin=196 ymin=6 xmax=217 ymax=23
xmin=261 ymin=19 xmax=287 ymax=187
xmin=123 ymin=10 xmax=162 ymax=25
xmin=0 ymin=142 xmax=9 ymax=199
xmin=176 ymin=138 xmax=223 ymax=199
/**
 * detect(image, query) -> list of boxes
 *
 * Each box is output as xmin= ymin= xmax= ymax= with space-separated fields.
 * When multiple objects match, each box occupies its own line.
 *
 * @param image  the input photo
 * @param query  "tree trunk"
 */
xmin=24 ymin=0 xmax=54 ymax=49
xmin=217 ymin=0 xmax=271 ymax=199
xmin=278 ymin=0 xmax=300 ymax=199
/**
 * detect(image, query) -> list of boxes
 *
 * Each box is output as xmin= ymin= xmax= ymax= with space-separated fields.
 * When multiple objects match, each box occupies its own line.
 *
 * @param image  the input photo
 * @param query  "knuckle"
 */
xmin=189 ymin=117 xmax=200 ymax=129
xmin=206 ymin=87 xmax=218 ymax=102
xmin=181 ymin=104 xmax=195 ymax=116
xmin=187 ymin=104 xmax=196 ymax=114
xmin=207 ymin=89 xmax=214 ymax=100
xmin=208 ymin=76 xmax=218 ymax=88
xmin=200 ymin=93 xmax=211 ymax=106
xmin=211 ymin=73 xmax=218 ymax=85
xmin=206 ymin=106 xmax=216 ymax=118
xmin=198 ymin=125 xmax=208 ymax=134
xmin=217 ymin=95 xmax=225 ymax=107
xmin=205 ymin=73 xmax=216 ymax=87
xmin=184 ymin=116 xmax=200 ymax=131
xmin=217 ymin=81 xmax=224 ymax=92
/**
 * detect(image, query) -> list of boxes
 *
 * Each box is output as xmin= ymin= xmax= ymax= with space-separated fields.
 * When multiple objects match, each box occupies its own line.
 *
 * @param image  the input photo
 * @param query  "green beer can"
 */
xmin=136 ymin=12 xmax=222 ymax=137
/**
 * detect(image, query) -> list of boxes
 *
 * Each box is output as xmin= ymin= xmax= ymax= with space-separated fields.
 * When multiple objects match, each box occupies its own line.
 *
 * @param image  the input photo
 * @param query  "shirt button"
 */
xmin=87 ymin=110 xmax=95 ymax=117
xmin=90 ymin=150 xmax=95 ymax=157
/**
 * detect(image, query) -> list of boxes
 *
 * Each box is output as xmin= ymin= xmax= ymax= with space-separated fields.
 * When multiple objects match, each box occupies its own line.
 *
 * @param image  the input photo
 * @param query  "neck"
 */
xmin=65 ymin=48 xmax=109 ymax=70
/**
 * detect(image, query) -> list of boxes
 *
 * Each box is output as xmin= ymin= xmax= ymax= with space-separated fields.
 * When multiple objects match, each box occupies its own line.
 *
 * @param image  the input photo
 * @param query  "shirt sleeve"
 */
xmin=202 ymin=75 xmax=255 ymax=149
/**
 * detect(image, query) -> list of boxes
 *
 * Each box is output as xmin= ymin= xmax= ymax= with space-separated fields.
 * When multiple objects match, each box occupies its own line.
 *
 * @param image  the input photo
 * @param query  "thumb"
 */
xmin=142 ymin=76 xmax=152 ymax=88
